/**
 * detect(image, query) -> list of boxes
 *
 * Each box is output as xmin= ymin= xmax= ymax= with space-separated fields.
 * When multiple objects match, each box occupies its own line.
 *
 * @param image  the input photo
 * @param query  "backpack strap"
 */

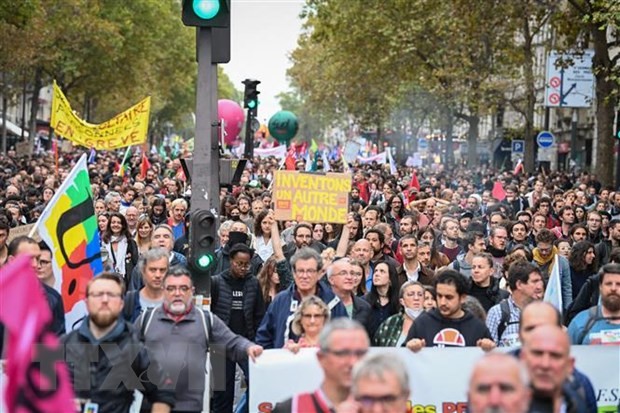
xmin=496 ymin=299 xmax=511 ymax=341
xmin=122 ymin=290 xmax=138 ymax=321
xmin=577 ymin=306 xmax=600 ymax=344
xmin=197 ymin=309 xmax=213 ymax=351
xmin=139 ymin=307 xmax=156 ymax=340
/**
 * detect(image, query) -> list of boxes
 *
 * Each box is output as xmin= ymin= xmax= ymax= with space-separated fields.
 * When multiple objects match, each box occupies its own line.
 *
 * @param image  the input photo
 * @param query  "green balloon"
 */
xmin=268 ymin=111 xmax=299 ymax=143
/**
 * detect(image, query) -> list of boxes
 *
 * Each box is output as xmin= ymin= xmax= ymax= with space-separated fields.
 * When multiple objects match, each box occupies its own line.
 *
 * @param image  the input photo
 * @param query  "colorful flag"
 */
xmin=0 ymin=255 xmax=76 ymax=412
xmin=140 ymin=152 xmax=151 ymax=180
xmin=310 ymin=139 xmax=319 ymax=154
xmin=117 ymin=146 xmax=131 ymax=177
xmin=543 ymin=255 xmax=563 ymax=311
xmin=34 ymin=154 xmax=103 ymax=314
xmin=492 ymin=181 xmax=506 ymax=201
xmin=387 ymin=149 xmax=397 ymax=175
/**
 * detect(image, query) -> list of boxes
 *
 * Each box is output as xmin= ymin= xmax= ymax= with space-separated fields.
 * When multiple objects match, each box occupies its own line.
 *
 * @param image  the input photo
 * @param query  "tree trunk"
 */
xmin=445 ymin=107 xmax=454 ymax=167
xmin=467 ymin=113 xmax=479 ymax=166
xmin=28 ymin=68 xmax=43 ymax=154
xmin=522 ymin=15 xmax=536 ymax=174
xmin=591 ymin=23 xmax=616 ymax=186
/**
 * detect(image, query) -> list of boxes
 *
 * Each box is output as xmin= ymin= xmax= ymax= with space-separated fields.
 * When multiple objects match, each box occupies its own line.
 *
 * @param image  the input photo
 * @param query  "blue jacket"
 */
xmin=255 ymin=281 xmax=348 ymax=349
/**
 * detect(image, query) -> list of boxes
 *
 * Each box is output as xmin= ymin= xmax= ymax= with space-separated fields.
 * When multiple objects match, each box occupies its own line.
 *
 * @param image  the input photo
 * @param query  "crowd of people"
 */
xmin=0 ymin=142 xmax=619 ymax=413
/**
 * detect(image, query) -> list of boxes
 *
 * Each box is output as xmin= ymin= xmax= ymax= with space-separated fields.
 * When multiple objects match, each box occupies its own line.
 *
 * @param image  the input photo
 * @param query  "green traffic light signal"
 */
xmin=193 ymin=0 xmax=220 ymax=19
xmin=247 ymin=99 xmax=257 ymax=109
xmin=197 ymin=253 xmax=215 ymax=269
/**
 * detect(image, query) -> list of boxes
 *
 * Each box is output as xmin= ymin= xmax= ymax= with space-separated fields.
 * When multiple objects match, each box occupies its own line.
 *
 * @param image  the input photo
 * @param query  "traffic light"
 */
xmin=182 ymin=0 xmax=230 ymax=28
xmin=242 ymin=79 xmax=261 ymax=111
xmin=189 ymin=209 xmax=218 ymax=273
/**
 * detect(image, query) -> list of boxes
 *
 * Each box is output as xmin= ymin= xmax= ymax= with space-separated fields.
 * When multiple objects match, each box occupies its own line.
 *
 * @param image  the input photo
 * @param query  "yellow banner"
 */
xmin=51 ymin=81 xmax=150 ymax=150
xmin=273 ymin=171 xmax=351 ymax=223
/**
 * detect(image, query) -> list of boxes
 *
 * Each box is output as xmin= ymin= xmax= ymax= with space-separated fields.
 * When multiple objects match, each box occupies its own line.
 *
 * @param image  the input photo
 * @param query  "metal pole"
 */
xmin=570 ymin=108 xmax=578 ymax=164
xmin=244 ymin=108 xmax=254 ymax=159
xmin=191 ymin=27 xmax=219 ymax=294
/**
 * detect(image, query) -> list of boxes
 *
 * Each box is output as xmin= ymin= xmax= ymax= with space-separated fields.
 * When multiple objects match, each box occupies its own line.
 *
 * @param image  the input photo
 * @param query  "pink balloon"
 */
xmin=218 ymin=99 xmax=245 ymax=146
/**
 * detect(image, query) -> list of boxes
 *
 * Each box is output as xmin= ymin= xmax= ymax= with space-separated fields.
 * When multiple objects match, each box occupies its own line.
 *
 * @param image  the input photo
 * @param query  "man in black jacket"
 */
xmin=405 ymin=270 xmax=495 ymax=352
xmin=62 ymin=272 xmax=174 ymax=413
xmin=211 ymin=243 xmax=266 ymax=413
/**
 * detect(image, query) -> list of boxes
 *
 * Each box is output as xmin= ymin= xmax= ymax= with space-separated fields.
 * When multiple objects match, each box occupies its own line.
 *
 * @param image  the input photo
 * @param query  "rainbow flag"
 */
xmin=33 ymin=154 xmax=103 ymax=316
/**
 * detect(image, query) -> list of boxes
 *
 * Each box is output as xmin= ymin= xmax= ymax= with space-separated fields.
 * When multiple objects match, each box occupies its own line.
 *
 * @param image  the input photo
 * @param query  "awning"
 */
xmin=0 ymin=118 xmax=29 ymax=138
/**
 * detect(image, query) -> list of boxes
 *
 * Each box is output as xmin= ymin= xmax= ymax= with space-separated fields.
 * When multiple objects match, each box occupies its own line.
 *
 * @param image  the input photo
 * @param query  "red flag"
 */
xmin=409 ymin=170 xmax=421 ymax=191
xmin=0 ymin=255 xmax=76 ymax=412
xmin=140 ymin=152 xmax=151 ymax=179
xmin=285 ymin=146 xmax=296 ymax=170
xmin=513 ymin=159 xmax=524 ymax=175
xmin=492 ymin=181 xmax=507 ymax=201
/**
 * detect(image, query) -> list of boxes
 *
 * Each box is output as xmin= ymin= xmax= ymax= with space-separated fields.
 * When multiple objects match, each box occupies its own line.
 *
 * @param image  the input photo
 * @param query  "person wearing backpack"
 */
xmin=568 ymin=263 xmax=620 ymax=345
xmin=486 ymin=261 xmax=544 ymax=346
xmin=136 ymin=265 xmax=263 ymax=413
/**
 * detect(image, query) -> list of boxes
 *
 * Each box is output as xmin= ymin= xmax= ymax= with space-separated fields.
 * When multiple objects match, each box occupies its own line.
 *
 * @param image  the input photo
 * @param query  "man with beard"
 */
xmin=135 ymin=266 xmax=262 ymax=413
xmin=398 ymin=215 xmax=415 ymax=238
xmin=350 ymin=186 xmax=367 ymax=208
xmin=438 ymin=218 xmax=463 ymax=262
xmin=273 ymin=319 xmax=370 ymax=413
xmin=237 ymin=195 xmax=254 ymax=230
xmin=404 ymin=270 xmax=495 ymax=352
xmin=365 ymin=228 xmax=399 ymax=276
xmin=568 ymin=263 xmax=620 ymax=344
xmin=486 ymin=225 xmax=508 ymax=269
xmin=283 ymin=222 xmax=325 ymax=262
xmin=63 ymin=273 xmax=175 ymax=413
xmin=551 ymin=206 xmax=576 ymax=239
xmin=397 ymin=235 xmax=434 ymax=286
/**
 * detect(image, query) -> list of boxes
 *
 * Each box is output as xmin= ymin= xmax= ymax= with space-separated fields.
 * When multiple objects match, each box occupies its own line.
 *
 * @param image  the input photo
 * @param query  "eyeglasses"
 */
xmin=295 ymin=269 xmax=318 ymax=276
xmin=355 ymin=394 xmax=404 ymax=407
xmin=324 ymin=348 xmax=368 ymax=358
xmin=302 ymin=313 xmax=326 ymax=320
xmin=165 ymin=285 xmax=191 ymax=293
xmin=88 ymin=291 xmax=122 ymax=299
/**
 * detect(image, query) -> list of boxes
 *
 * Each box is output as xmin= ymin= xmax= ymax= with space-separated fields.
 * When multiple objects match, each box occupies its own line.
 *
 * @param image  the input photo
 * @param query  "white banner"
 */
xmin=254 ymin=145 xmax=287 ymax=159
xmin=357 ymin=152 xmax=387 ymax=164
xmin=249 ymin=346 xmax=619 ymax=413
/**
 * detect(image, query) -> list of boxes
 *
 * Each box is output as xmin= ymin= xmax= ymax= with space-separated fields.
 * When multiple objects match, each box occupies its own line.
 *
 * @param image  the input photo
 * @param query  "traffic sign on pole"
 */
xmin=512 ymin=140 xmax=524 ymax=154
xmin=537 ymin=131 xmax=555 ymax=149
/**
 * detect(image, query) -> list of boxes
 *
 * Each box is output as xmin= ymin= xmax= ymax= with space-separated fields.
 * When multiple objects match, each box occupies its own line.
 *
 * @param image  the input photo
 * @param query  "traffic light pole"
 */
xmin=191 ymin=27 xmax=220 ymax=297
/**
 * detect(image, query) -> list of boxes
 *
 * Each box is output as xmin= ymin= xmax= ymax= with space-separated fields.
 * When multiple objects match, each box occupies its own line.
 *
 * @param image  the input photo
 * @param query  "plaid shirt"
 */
xmin=486 ymin=296 xmax=521 ymax=347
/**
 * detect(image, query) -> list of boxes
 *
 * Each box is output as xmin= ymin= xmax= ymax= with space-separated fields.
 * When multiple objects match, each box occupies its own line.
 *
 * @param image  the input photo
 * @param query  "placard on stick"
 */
xmin=273 ymin=171 xmax=351 ymax=223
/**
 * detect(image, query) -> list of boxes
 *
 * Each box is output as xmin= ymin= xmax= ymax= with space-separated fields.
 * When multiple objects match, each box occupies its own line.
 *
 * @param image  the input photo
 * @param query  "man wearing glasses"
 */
xmin=210 ymin=243 xmax=266 ymax=413
xmin=273 ymin=319 xmax=370 ymax=413
xmin=256 ymin=248 xmax=348 ymax=349
xmin=138 ymin=265 xmax=263 ymax=413
xmin=62 ymin=272 xmax=175 ymax=413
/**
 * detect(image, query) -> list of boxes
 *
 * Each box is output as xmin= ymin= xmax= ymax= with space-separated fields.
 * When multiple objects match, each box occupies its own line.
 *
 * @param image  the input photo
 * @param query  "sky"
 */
xmin=225 ymin=0 xmax=305 ymax=124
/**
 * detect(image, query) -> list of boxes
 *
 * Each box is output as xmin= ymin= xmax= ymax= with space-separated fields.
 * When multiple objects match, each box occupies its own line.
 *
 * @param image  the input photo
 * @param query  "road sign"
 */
xmin=418 ymin=138 xmax=428 ymax=150
xmin=545 ymin=50 xmax=594 ymax=108
xmin=512 ymin=140 xmax=524 ymax=153
xmin=537 ymin=131 xmax=555 ymax=149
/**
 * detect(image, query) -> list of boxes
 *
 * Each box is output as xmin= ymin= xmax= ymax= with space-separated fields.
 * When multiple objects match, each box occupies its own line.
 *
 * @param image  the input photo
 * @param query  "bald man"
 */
xmin=520 ymin=325 xmax=587 ymax=413
xmin=518 ymin=302 xmax=596 ymax=412
xmin=468 ymin=353 xmax=531 ymax=413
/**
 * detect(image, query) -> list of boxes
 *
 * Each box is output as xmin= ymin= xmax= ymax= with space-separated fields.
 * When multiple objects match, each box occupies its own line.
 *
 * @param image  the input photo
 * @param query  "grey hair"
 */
xmin=326 ymin=257 xmax=350 ymax=279
xmin=352 ymin=353 xmax=410 ymax=396
xmin=291 ymin=295 xmax=330 ymax=336
xmin=104 ymin=191 xmax=121 ymax=204
xmin=318 ymin=318 xmax=368 ymax=352
xmin=290 ymin=247 xmax=323 ymax=272
xmin=138 ymin=247 xmax=170 ymax=275
xmin=218 ymin=220 xmax=234 ymax=235
xmin=399 ymin=281 xmax=424 ymax=299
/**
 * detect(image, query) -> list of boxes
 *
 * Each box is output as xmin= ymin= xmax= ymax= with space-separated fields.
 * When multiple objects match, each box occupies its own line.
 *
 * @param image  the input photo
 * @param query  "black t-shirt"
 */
xmin=405 ymin=308 xmax=491 ymax=347
xmin=228 ymin=277 xmax=247 ymax=335
xmin=468 ymin=282 xmax=496 ymax=312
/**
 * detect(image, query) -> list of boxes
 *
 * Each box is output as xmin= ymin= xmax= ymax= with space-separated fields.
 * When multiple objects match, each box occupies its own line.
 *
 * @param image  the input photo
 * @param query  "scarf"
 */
xmin=533 ymin=246 xmax=557 ymax=267
xmin=486 ymin=244 xmax=507 ymax=258
xmin=107 ymin=235 xmax=128 ymax=275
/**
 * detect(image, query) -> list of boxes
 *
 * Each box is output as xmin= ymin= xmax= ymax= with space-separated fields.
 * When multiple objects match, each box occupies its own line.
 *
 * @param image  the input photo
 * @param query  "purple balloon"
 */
xmin=218 ymin=99 xmax=245 ymax=146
